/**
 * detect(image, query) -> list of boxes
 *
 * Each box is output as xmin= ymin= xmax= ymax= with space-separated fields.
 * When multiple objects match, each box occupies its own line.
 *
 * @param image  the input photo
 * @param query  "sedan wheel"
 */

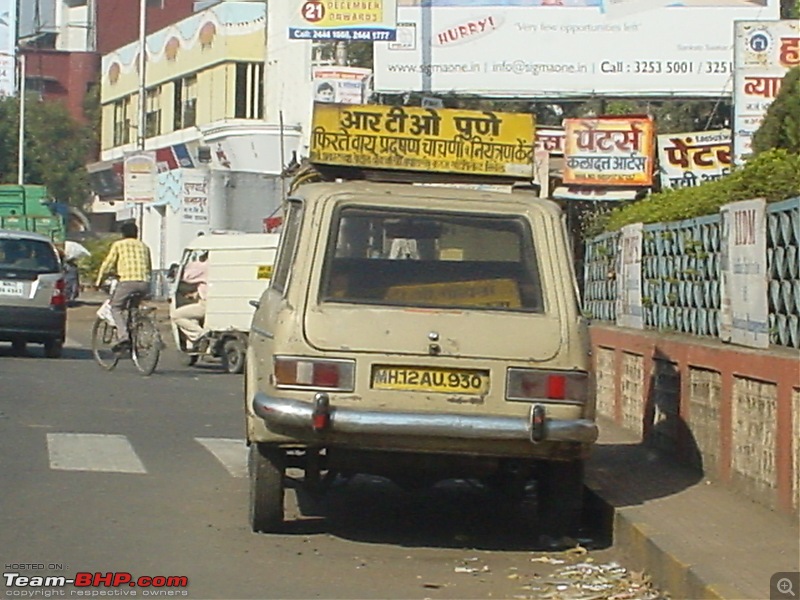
xmin=44 ymin=338 xmax=63 ymax=359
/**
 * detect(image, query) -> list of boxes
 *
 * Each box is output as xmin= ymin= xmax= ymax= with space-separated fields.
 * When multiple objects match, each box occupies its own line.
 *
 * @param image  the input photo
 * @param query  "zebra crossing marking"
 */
xmin=195 ymin=437 xmax=247 ymax=478
xmin=47 ymin=433 xmax=147 ymax=474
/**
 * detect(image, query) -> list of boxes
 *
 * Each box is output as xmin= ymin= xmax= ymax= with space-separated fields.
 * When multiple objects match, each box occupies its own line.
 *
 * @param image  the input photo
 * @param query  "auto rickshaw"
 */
xmin=169 ymin=232 xmax=280 ymax=374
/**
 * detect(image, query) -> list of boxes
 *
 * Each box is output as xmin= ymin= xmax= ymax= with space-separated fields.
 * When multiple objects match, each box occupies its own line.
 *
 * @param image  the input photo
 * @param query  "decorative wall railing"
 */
xmin=583 ymin=196 xmax=800 ymax=349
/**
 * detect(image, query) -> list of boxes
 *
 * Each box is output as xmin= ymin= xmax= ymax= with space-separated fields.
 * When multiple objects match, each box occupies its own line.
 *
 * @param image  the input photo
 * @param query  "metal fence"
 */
xmin=583 ymin=196 xmax=800 ymax=349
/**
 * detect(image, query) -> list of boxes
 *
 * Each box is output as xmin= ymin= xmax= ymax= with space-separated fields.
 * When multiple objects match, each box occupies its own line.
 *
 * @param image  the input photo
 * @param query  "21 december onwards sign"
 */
xmin=563 ymin=116 xmax=654 ymax=187
xmin=656 ymin=129 xmax=731 ymax=190
xmin=289 ymin=0 xmax=397 ymax=41
xmin=310 ymin=103 xmax=536 ymax=178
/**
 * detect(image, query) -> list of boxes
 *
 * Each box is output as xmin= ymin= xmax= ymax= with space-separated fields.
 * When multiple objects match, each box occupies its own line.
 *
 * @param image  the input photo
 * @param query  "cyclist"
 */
xmin=95 ymin=222 xmax=152 ymax=353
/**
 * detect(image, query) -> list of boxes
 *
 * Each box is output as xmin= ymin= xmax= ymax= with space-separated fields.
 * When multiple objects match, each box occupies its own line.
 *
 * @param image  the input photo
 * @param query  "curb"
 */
xmin=583 ymin=487 xmax=748 ymax=600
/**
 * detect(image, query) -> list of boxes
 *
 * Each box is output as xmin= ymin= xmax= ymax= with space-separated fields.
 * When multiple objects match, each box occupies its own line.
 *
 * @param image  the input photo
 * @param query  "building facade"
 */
xmin=95 ymin=1 xmax=313 ymax=281
xmin=18 ymin=0 xmax=99 ymax=123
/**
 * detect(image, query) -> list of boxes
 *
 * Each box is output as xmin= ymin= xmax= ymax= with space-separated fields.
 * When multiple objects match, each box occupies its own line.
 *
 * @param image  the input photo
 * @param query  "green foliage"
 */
xmin=780 ymin=0 xmax=799 ymax=17
xmin=752 ymin=67 xmax=800 ymax=156
xmin=0 ymin=95 xmax=93 ymax=207
xmin=77 ymin=235 xmax=120 ymax=284
xmin=82 ymin=78 xmax=102 ymax=157
xmin=600 ymin=149 xmax=800 ymax=231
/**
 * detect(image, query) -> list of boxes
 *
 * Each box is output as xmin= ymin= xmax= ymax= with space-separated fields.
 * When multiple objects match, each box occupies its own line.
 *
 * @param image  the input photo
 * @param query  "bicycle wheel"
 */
xmin=91 ymin=318 xmax=120 ymax=370
xmin=131 ymin=312 xmax=161 ymax=376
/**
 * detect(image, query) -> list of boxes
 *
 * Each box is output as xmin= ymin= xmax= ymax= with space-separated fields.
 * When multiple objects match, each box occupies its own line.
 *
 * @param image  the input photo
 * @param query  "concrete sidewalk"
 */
xmin=586 ymin=416 xmax=799 ymax=600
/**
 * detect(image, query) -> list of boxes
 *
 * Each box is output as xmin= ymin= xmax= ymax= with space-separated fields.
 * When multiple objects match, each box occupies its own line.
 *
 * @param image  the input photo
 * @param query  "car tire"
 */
xmin=43 ymin=338 xmax=63 ymax=359
xmin=248 ymin=443 xmax=285 ymax=533
xmin=537 ymin=460 xmax=584 ymax=540
xmin=222 ymin=338 xmax=247 ymax=375
xmin=11 ymin=340 xmax=26 ymax=356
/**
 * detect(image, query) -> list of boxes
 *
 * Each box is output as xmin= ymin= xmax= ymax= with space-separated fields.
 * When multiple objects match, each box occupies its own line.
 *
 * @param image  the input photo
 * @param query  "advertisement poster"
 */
xmin=123 ymin=152 xmax=157 ymax=204
xmin=616 ymin=222 xmax=644 ymax=330
xmin=313 ymin=66 xmax=372 ymax=104
xmin=375 ymin=0 xmax=780 ymax=96
xmin=733 ymin=20 xmax=800 ymax=166
xmin=289 ymin=0 xmax=398 ymax=41
xmin=181 ymin=171 xmax=210 ymax=224
xmin=535 ymin=127 xmax=565 ymax=154
xmin=657 ymin=129 xmax=731 ymax=189
xmin=719 ymin=198 xmax=769 ymax=349
xmin=310 ymin=103 xmax=536 ymax=177
xmin=563 ymin=116 xmax=654 ymax=186
xmin=0 ymin=0 xmax=16 ymax=96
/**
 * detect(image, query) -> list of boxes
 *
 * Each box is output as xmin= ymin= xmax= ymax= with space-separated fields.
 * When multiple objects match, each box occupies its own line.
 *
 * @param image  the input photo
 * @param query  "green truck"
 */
xmin=0 ymin=184 xmax=67 ymax=245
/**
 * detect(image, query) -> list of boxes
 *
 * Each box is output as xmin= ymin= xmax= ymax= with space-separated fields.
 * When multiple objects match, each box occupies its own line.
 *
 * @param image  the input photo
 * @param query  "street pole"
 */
xmin=17 ymin=53 xmax=25 ymax=185
xmin=136 ymin=0 xmax=146 ymax=239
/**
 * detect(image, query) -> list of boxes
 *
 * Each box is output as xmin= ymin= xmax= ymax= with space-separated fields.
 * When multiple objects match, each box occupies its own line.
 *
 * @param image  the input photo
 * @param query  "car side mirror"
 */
xmin=166 ymin=263 xmax=179 ymax=281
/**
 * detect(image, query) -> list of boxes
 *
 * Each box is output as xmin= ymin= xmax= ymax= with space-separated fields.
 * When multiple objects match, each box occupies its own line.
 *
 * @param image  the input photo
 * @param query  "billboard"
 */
xmin=0 ymin=0 xmax=16 ymax=97
xmin=657 ymin=129 xmax=731 ymax=189
xmin=563 ymin=116 xmax=654 ymax=187
xmin=732 ymin=20 xmax=799 ymax=166
xmin=289 ymin=0 xmax=398 ymax=41
xmin=309 ymin=103 xmax=536 ymax=177
xmin=374 ymin=0 xmax=781 ymax=96
xmin=313 ymin=66 xmax=372 ymax=104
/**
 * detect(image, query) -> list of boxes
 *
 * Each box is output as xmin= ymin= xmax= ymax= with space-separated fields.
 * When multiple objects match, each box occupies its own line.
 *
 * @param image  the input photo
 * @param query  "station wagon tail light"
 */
xmin=506 ymin=368 xmax=588 ymax=403
xmin=273 ymin=356 xmax=355 ymax=392
xmin=50 ymin=278 xmax=66 ymax=307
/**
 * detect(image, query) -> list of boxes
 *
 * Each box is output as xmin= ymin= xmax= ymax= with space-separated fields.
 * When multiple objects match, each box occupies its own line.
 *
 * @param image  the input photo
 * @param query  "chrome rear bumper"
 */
xmin=252 ymin=392 xmax=598 ymax=445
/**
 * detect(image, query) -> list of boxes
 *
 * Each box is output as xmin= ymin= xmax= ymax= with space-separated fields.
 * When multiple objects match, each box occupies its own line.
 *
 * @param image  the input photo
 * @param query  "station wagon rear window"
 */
xmin=320 ymin=207 xmax=544 ymax=312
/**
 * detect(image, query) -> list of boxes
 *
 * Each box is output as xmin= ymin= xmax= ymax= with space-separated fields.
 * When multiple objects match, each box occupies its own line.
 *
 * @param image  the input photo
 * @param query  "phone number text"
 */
xmin=289 ymin=28 xmax=396 ymax=41
xmin=599 ymin=60 xmax=733 ymax=75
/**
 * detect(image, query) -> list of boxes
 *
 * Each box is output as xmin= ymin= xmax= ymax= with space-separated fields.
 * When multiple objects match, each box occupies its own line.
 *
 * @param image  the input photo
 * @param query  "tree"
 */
xmin=752 ymin=66 xmax=800 ymax=156
xmin=780 ymin=0 xmax=799 ymax=18
xmin=0 ymin=95 xmax=93 ymax=206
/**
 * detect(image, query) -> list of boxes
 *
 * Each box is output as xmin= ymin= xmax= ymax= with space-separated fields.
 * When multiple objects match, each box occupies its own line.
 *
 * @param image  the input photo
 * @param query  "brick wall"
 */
xmin=591 ymin=324 xmax=800 ymax=515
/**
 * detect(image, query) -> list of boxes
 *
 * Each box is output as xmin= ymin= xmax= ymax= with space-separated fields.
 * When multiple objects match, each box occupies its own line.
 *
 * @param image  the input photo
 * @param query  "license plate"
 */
xmin=0 ymin=280 xmax=24 ymax=297
xmin=372 ymin=366 xmax=489 ymax=394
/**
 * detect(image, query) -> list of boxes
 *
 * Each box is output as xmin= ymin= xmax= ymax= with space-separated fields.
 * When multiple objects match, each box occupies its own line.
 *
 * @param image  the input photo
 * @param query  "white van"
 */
xmin=169 ymin=232 xmax=280 ymax=373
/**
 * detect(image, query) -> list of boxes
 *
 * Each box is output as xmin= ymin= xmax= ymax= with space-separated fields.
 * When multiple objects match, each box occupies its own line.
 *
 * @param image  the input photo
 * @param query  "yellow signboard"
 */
xmin=257 ymin=265 xmax=273 ymax=280
xmin=385 ymin=278 xmax=522 ymax=308
xmin=310 ymin=104 xmax=536 ymax=178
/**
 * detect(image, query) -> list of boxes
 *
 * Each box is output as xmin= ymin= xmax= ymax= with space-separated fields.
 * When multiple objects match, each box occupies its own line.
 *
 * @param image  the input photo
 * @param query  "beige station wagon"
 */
xmin=245 ymin=180 xmax=597 ymax=538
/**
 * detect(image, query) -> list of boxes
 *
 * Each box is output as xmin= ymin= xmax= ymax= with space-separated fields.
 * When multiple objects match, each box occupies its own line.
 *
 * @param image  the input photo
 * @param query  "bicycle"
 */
xmin=91 ymin=291 xmax=162 ymax=376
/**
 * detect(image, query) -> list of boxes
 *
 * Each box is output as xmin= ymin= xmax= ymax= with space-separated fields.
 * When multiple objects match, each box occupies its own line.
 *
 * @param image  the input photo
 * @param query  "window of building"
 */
xmin=113 ymin=97 xmax=131 ymax=146
xmin=173 ymin=75 xmax=197 ymax=130
xmin=145 ymin=87 xmax=162 ymax=138
xmin=234 ymin=63 xmax=264 ymax=119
